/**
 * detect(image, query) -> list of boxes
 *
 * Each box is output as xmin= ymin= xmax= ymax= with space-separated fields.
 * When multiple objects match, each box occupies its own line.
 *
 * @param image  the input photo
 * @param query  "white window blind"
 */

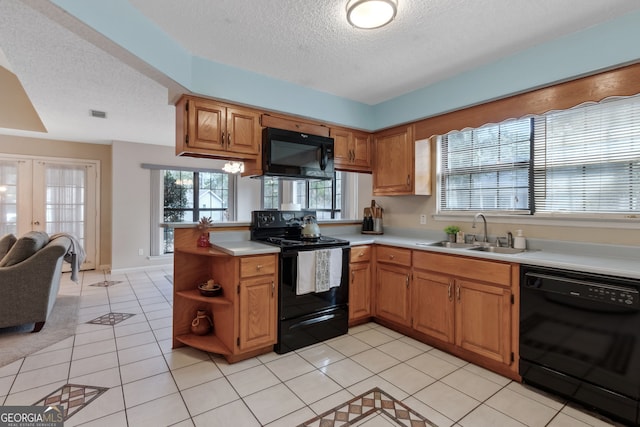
xmin=534 ymin=96 xmax=640 ymax=214
xmin=439 ymin=118 xmax=532 ymax=212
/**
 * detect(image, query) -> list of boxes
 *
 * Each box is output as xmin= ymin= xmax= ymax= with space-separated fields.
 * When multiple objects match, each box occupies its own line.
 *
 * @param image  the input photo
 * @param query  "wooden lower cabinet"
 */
xmin=172 ymin=238 xmax=277 ymax=363
xmin=375 ymin=246 xmax=412 ymax=327
xmin=238 ymin=275 xmax=276 ymax=351
xmin=412 ymin=270 xmax=454 ymax=343
xmin=455 ymin=279 xmax=512 ymax=364
xmin=349 ymin=245 xmax=372 ymax=323
xmin=411 ymin=251 xmax=517 ymax=374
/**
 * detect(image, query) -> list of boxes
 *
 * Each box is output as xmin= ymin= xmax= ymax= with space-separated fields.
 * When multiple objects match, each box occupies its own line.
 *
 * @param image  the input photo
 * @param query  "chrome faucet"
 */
xmin=472 ymin=213 xmax=488 ymax=243
xmin=506 ymin=231 xmax=513 ymax=248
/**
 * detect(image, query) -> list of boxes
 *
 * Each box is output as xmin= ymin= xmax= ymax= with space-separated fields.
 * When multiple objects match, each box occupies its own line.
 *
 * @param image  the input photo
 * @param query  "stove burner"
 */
xmin=262 ymin=235 xmax=346 ymax=248
xmin=250 ymin=210 xmax=349 ymax=250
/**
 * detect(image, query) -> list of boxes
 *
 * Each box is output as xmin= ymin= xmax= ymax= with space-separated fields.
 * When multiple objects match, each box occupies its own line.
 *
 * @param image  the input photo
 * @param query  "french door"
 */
xmin=0 ymin=155 xmax=99 ymax=270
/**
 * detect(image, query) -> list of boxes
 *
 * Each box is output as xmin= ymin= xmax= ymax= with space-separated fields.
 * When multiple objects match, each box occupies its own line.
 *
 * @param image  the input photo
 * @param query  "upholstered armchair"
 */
xmin=0 ymin=232 xmax=72 ymax=332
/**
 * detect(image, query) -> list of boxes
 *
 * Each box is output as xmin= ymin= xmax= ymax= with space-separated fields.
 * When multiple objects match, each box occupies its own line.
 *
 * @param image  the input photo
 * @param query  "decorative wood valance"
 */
xmin=414 ymin=62 xmax=640 ymax=140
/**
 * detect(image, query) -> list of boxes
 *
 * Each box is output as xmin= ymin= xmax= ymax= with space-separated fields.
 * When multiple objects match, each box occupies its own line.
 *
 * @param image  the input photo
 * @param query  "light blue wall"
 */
xmin=52 ymin=0 xmax=640 ymax=131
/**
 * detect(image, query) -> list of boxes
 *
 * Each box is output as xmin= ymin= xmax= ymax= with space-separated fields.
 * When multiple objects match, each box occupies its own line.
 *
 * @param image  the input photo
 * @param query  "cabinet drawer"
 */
xmin=240 ymin=255 xmax=276 ymax=278
xmin=350 ymin=245 xmax=371 ymax=263
xmin=376 ymin=246 xmax=411 ymax=267
xmin=413 ymin=251 xmax=512 ymax=287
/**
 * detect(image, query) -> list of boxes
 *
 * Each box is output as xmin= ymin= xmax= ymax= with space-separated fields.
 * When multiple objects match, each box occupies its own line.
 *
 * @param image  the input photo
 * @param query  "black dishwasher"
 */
xmin=520 ymin=265 xmax=640 ymax=426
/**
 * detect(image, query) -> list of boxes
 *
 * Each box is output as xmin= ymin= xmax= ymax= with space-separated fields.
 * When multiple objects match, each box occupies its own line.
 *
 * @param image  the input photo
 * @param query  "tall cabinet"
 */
xmin=172 ymin=228 xmax=278 ymax=363
xmin=372 ymin=125 xmax=431 ymax=196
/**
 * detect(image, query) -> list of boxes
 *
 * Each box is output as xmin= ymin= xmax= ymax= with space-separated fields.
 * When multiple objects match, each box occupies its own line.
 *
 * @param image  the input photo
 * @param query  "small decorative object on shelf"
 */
xmin=198 ymin=279 xmax=223 ymax=297
xmin=190 ymin=309 xmax=213 ymax=335
xmin=196 ymin=216 xmax=213 ymax=247
xmin=444 ymin=225 xmax=460 ymax=243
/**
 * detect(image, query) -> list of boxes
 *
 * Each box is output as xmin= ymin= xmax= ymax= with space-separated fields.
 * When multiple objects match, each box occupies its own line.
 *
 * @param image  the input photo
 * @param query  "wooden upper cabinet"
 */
xmin=373 ymin=125 xmax=431 ymax=196
xmin=226 ymin=107 xmax=262 ymax=156
xmin=332 ymin=127 xmax=372 ymax=173
xmin=261 ymin=114 xmax=329 ymax=137
xmin=176 ymin=95 xmax=261 ymax=160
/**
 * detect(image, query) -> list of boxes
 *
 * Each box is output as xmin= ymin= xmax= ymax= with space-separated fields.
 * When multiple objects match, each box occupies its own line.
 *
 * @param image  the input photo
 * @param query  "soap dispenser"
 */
xmin=513 ymin=229 xmax=527 ymax=249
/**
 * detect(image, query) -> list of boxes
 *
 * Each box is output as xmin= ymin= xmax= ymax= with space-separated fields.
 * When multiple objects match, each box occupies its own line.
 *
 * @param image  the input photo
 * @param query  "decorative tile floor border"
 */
xmin=300 ymin=387 xmax=437 ymax=427
xmin=34 ymin=383 xmax=109 ymax=421
xmin=89 ymin=280 xmax=122 ymax=287
xmin=86 ymin=312 xmax=136 ymax=326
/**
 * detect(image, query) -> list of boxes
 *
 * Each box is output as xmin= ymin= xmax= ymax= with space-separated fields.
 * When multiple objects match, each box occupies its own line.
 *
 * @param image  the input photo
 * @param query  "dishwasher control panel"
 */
xmin=583 ymin=285 xmax=638 ymax=306
xmin=523 ymin=267 xmax=640 ymax=309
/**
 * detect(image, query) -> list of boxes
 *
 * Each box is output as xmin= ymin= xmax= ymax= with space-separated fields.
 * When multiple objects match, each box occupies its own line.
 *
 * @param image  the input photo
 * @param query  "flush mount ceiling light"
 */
xmin=346 ymin=0 xmax=397 ymax=29
xmin=222 ymin=161 xmax=244 ymax=174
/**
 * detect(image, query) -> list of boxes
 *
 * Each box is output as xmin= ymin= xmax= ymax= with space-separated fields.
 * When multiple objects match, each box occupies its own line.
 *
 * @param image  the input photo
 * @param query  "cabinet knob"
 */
xmin=256 ymin=264 xmax=263 ymax=270
xmin=358 ymin=251 xmax=364 ymax=257
xmin=389 ymin=254 xmax=395 ymax=259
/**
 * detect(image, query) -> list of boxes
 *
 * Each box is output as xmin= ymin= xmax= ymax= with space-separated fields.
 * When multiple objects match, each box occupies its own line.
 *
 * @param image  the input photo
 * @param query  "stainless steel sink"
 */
xmin=425 ymin=241 xmax=479 ymax=249
xmin=468 ymin=246 xmax=526 ymax=254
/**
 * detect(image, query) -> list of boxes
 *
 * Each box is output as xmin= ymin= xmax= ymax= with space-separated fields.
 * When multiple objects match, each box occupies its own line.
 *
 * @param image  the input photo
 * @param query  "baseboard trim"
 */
xmin=110 ymin=262 xmax=173 ymax=275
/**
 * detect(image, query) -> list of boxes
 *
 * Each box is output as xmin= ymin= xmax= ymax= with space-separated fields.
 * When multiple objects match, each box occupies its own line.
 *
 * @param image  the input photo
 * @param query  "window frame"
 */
xmin=437 ymin=118 xmax=533 ymax=215
xmin=436 ymin=95 xmax=640 ymax=220
xmin=261 ymin=173 xmax=345 ymax=219
xmin=148 ymin=165 xmax=236 ymax=256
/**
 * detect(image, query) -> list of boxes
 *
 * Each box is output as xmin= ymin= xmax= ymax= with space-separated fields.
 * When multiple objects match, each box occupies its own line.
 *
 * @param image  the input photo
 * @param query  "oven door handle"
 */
xmin=289 ymin=313 xmax=338 ymax=330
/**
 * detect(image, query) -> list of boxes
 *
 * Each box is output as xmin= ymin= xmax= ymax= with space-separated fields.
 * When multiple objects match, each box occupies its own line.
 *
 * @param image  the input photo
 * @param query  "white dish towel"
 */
xmin=315 ymin=249 xmax=331 ymax=292
xmin=329 ymin=248 xmax=343 ymax=289
xmin=315 ymin=248 xmax=343 ymax=292
xmin=297 ymin=250 xmax=315 ymax=295
xmin=297 ymin=248 xmax=344 ymax=295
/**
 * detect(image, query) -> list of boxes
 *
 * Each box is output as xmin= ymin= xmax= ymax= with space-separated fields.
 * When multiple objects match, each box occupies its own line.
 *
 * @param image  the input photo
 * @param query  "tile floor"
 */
xmin=0 ymin=267 xmax=625 ymax=427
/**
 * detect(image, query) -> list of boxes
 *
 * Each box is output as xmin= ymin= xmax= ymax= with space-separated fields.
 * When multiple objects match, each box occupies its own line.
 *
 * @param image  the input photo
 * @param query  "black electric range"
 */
xmin=250 ymin=210 xmax=350 ymax=354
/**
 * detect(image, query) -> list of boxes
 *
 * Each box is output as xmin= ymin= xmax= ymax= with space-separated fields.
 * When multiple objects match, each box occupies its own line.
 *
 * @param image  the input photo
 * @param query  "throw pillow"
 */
xmin=0 ymin=234 xmax=17 ymax=259
xmin=0 ymin=231 xmax=49 ymax=267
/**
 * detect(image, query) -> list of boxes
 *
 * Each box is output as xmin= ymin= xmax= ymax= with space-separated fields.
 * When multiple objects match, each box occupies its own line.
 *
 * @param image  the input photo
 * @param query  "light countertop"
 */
xmin=209 ymin=230 xmax=640 ymax=280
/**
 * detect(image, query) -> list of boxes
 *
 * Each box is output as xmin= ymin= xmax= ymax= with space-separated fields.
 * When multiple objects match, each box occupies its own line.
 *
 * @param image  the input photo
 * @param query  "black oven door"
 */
xmin=278 ymin=246 xmax=349 ymax=320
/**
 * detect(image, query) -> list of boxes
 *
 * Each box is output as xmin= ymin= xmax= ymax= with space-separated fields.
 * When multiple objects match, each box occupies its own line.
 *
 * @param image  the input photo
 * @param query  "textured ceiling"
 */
xmin=129 ymin=0 xmax=640 ymax=105
xmin=0 ymin=0 xmax=639 ymax=145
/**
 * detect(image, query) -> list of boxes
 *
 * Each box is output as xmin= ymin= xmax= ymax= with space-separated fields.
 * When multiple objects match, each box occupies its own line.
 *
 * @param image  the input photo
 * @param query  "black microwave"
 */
xmin=262 ymin=127 xmax=334 ymax=180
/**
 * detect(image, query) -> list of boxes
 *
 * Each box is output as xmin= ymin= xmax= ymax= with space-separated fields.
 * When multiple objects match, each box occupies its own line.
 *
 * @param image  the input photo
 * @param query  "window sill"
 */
xmin=433 ymin=212 xmax=640 ymax=229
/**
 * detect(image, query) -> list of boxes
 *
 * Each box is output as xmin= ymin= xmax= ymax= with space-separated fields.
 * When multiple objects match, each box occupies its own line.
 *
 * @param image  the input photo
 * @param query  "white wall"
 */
xmin=111 ymin=140 xmax=261 ymax=270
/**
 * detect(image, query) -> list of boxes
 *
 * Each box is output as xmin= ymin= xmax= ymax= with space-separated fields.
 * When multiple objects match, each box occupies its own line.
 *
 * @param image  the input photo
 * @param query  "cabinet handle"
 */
xmin=407 ymin=174 xmax=411 ymax=185
xmin=221 ymin=131 xmax=226 ymax=146
xmin=406 ymin=274 xmax=410 ymax=288
xmin=256 ymin=264 xmax=263 ymax=270
xmin=271 ymin=281 xmax=274 ymax=297
xmin=456 ymin=284 xmax=461 ymax=301
xmin=389 ymin=254 xmax=395 ymax=259
xmin=447 ymin=281 xmax=452 ymax=301
xmin=228 ymin=132 xmax=232 ymax=146
xmin=351 ymin=149 xmax=355 ymax=162
xmin=358 ymin=251 xmax=364 ymax=257
xmin=351 ymin=270 xmax=355 ymax=282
